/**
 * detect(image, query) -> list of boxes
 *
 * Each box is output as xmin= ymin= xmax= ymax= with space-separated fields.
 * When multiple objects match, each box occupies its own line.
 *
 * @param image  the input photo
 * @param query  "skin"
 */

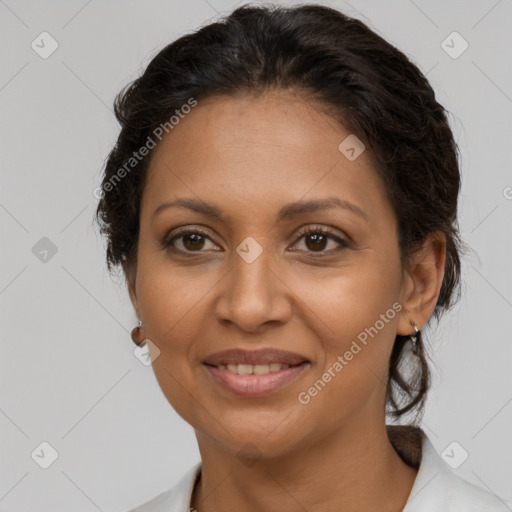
xmin=126 ymin=89 xmax=446 ymax=512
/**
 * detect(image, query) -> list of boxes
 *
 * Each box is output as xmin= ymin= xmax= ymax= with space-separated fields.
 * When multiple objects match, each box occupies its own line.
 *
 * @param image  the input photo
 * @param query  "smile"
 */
xmin=203 ymin=361 xmax=310 ymax=398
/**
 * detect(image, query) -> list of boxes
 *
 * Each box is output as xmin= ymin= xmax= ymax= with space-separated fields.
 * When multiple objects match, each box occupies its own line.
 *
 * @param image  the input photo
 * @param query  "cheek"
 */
xmin=288 ymin=252 xmax=403 ymax=400
xmin=134 ymin=260 xmax=221 ymax=392
xmin=135 ymin=265 xmax=210 ymax=426
xmin=136 ymin=256 xmax=215 ymax=345
xmin=293 ymin=284 xmax=401 ymax=429
xmin=291 ymin=254 xmax=402 ymax=338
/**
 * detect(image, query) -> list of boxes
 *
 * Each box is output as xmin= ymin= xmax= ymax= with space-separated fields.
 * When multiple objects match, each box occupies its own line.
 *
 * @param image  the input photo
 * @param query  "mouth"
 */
xmin=202 ymin=361 xmax=311 ymax=398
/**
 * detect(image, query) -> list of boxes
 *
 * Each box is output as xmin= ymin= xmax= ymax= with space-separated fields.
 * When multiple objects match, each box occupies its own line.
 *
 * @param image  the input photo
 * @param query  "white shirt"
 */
xmin=128 ymin=427 xmax=512 ymax=511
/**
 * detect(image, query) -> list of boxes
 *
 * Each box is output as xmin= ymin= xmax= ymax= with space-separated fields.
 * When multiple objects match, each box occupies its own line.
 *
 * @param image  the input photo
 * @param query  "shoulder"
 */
xmin=420 ymin=467 xmax=512 ymax=511
xmin=399 ymin=428 xmax=511 ymax=511
xmin=440 ymin=472 xmax=512 ymax=511
xmin=126 ymin=462 xmax=201 ymax=512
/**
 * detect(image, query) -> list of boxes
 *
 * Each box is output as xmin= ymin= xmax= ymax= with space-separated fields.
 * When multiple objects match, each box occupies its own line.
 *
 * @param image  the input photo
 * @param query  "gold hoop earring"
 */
xmin=131 ymin=320 xmax=146 ymax=347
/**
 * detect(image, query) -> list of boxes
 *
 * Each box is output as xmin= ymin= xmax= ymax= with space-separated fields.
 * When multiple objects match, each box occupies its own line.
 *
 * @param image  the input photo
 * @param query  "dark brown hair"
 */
xmin=94 ymin=3 xmax=464 ymax=422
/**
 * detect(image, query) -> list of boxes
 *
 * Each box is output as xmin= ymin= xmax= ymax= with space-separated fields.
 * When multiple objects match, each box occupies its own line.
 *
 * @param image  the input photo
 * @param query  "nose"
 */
xmin=214 ymin=239 xmax=292 ymax=332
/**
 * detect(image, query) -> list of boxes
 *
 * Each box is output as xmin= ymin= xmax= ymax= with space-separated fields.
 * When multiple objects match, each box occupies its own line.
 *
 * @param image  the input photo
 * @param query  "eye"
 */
xmin=161 ymin=228 xmax=220 ymax=253
xmin=291 ymin=225 xmax=349 ymax=257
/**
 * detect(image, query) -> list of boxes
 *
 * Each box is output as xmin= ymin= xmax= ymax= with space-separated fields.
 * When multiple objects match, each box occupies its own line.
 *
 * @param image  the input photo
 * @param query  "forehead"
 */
xmin=141 ymin=90 xmax=388 ymax=225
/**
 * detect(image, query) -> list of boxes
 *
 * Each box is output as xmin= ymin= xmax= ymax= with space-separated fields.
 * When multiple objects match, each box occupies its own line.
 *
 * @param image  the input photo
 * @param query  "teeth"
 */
xmin=218 ymin=363 xmax=292 ymax=374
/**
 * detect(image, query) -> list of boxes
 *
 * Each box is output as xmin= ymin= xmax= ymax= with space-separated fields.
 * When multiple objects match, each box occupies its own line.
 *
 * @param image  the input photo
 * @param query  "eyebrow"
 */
xmin=151 ymin=196 xmax=368 ymax=223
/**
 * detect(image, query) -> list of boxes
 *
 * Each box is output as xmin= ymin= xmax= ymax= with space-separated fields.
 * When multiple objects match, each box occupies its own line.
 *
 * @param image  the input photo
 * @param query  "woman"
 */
xmin=95 ymin=4 xmax=511 ymax=511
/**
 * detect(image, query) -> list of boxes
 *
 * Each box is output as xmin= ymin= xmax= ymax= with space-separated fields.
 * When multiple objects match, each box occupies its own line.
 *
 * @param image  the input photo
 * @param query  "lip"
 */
xmin=203 ymin=361 xmax=311 ymax=398
xmin=202 ymin=347 xmax=310 ymax=366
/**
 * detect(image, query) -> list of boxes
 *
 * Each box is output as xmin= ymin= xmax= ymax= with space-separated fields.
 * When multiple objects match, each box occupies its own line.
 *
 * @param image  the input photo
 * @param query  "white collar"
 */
xmin=402 ymin=429 xmax=511 ymax=510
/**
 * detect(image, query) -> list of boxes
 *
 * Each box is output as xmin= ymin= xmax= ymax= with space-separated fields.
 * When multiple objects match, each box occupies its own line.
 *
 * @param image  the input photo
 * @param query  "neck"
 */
xmin=191 ymin=419 xmax=419 ymax=512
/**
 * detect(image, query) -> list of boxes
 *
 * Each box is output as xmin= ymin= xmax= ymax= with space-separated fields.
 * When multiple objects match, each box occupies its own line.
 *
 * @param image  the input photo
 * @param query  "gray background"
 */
xmin=1 ymin=0 xmax=511 ymax=510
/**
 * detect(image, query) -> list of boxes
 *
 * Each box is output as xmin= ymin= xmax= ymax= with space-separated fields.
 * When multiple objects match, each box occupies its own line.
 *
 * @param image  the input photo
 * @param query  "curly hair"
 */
xmin=94 ymin=3 xmax=465 ymax=422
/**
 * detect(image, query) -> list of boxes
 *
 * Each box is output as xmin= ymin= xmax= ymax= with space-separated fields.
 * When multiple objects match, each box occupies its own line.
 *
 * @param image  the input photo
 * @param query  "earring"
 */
xmin=409 ymin=321 xmax=420 ymax=356
xmin=131 ymin=320 xmax=146 ymax=347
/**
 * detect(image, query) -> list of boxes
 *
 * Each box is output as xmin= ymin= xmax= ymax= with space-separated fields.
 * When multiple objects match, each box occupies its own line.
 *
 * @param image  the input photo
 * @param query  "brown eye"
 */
xmin=292 ymin=226 xmax=348 ymax=256
xmin=304 ymin=232 xmax=329 ymax=251
xmin=161 ymin=228 xmax=219 ymax=253
xmin=180 ymin=232 xmax=207 ymax=251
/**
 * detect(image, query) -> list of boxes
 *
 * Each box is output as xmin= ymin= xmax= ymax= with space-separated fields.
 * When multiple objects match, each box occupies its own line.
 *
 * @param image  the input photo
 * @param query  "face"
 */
xmin=128 ymin=90 xmax=417 ymax=458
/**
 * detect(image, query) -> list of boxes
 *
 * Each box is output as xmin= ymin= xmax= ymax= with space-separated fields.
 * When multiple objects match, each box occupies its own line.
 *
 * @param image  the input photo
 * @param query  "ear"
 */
xmin=397 ymin=231 xmax=447 ymax=335
xmin=123 ymin=262 xmax=140 ymax=317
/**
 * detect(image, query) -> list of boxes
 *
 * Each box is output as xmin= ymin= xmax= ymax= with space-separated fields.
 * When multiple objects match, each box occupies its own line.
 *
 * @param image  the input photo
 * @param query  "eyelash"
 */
xmin=161 ymin=225 xmax=349 ymax=258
